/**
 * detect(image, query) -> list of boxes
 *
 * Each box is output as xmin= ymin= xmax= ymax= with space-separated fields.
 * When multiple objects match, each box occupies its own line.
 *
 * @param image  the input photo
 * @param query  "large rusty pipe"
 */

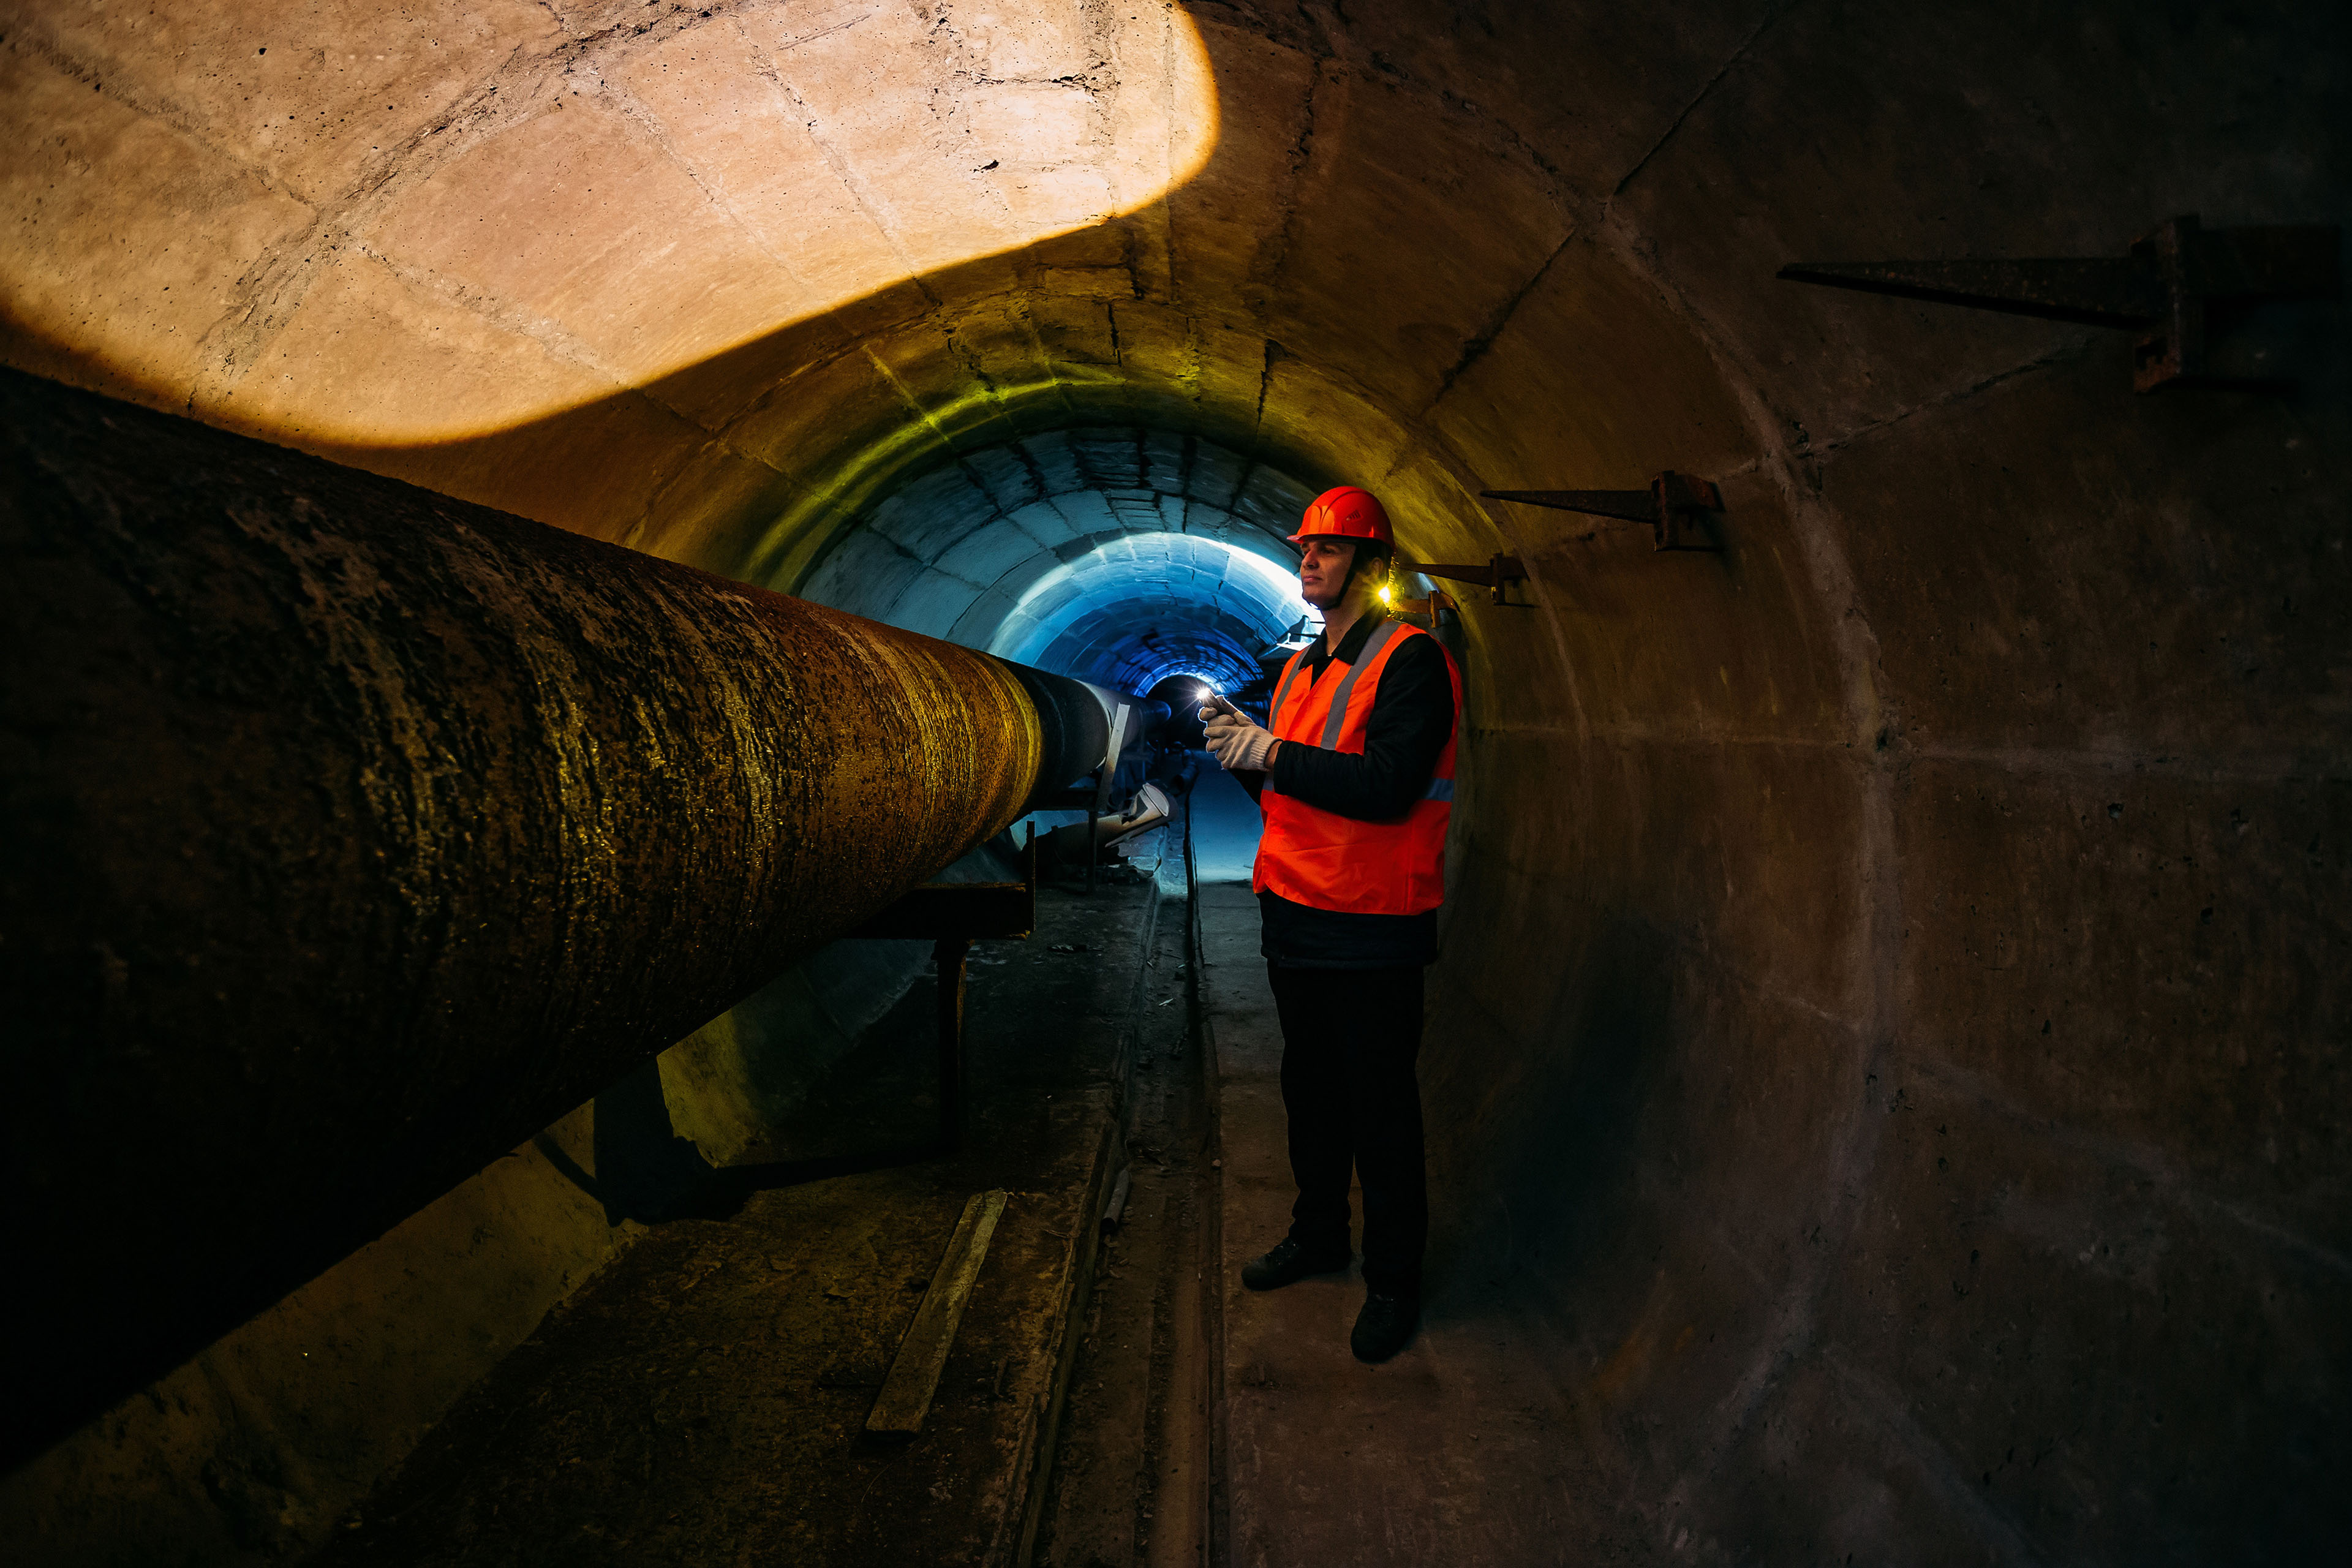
xmin=0 ymin=369 xmax=1115 ymax=1466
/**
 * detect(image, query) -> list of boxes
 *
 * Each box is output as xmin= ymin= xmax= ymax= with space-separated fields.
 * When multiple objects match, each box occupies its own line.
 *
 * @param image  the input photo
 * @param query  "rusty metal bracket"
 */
xmin=1028 ymin=699 xmax=1136 ymax=894
xmin=1482 ymin=470 xmax=1725 ymax=552
xmin=840 ymin=828 xmax=1038 ymax=1155
xmin=1084 ymin=699 xmax=1134 ymax=896
xmin=1390 ymin=586 xmax=1458 ymax=624
xmin=1395 ymin=553 xmax=1531 ymax=605
xmin=1777 ymin=215 xmax=2342 ymax=391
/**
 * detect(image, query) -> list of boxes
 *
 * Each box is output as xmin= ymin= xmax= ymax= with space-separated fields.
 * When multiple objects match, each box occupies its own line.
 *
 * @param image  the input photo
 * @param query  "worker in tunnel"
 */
xmin=1201 ymin=486 xmax=1463 ymax=1363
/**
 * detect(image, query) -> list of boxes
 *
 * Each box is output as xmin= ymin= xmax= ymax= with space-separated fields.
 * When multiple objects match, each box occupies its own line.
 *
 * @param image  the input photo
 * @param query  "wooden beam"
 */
xmin=866 ymin=1189 xmax=1010 ymax=1440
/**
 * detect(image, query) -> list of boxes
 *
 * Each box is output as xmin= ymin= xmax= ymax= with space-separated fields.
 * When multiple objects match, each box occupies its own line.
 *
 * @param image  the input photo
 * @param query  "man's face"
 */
xmin=1297 ymin=538 xmax=1358 ymax=609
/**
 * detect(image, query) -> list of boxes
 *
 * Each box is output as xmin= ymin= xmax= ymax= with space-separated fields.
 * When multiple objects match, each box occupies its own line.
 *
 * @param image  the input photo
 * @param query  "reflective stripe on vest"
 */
xmin=1317 ymin=619 xmax=1404 ymax=747
xmin=1252 ymin=616 xmax=1460 ymax=917
xmin=1266 ymin=648 xmax=1310 ymax=727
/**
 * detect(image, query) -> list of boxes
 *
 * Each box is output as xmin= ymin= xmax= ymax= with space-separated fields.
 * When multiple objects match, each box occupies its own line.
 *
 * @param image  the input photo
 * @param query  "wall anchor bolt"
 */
xmin=1393 ymin=552 xmax=1532 ymax=605
xmin=1482 ymin=470 xmax=1725 ymax=553
xmin=1776 ymin=215 xmax=2342 ymax=392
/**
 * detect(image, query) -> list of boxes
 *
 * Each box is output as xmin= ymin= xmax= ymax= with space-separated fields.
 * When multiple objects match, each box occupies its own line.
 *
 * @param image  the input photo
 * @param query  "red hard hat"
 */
xmin=1291 ymin=485 xmax=1393 ymax=549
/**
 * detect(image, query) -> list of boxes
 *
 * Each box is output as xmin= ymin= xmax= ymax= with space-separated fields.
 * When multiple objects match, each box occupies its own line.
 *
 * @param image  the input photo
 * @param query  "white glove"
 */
xmin=1204 ymin=711 xmax=1278 ymax=772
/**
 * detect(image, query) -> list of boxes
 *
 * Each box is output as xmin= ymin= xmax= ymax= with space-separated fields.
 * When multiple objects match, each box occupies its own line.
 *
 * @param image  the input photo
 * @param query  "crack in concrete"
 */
xmin=1177 ymin=433 xmax=1201 ymax=529
xmin=2 ymin=23 xmax=314 ymax=211
xmin=630 ymin=434 xmax=796 ymax=554
xmin=986 ymin=494 xmax=1072 ymax=560
xmin=596 ymin=66 xmax=826 ymax=311
xmin=734 ymin=10 xmax=946 ymax=314
xmin=1415 ymin=227 xmax=1578 ymax=428
xmin=859 ymin=339 xmax=980 ymax=469
xmin=937 ymin=311 xmax=1014 ymax=421
xmin=1223 ymin=456 xmax=1263 ymax=522
xmin=1006 ymin=296 xmax=1088 ymax=428
xmin=1815 ymin=338 xmax=2092 ymax=456
xmin=1904 ymin=1054 xmax=2352 ymax=1284
xmin=1610 ymin=0 xmax=1796 ymax=201
xmin=345 ymin=241 xmax=628 ymax=385
xmin=340 ymin=225 xmax=787 ymax=513
xmin=1251 ymin=339 xmax=1283 ymax=433
xmin=1008 ymin=435 xmax=1057 ymax=507
xmin=796 ymin=505 xmax=932 ymax=594
xmin=171 ymin=6 xmax=736 ymax=412
xmin=766 ymin=10 xmax=876 ymax=55
xmin=1144 ymin=4 xmax=1186 ymax=311
xmin=1240 ymin=57 xmax=1326 ymax=313
xmin=1340 ymin=25 xmax=1569 ymax=189
xmin=1907 ymin=739 xmax=2352 ymax=784
xmin=1823 ymin=1351 xmax=2049 ymax=1568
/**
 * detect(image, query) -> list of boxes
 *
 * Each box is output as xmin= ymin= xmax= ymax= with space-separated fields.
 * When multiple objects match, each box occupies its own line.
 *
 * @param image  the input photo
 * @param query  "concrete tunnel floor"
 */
xmin=300 ymin=775 xmax=1637 ymax=1568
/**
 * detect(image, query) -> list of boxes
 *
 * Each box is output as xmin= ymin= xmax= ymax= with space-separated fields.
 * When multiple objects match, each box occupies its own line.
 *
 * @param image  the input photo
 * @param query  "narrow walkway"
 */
xmin=1184 ymin=764 xmax=1263 ymax=884
xmin=1182 ymin=767 xmax=1640 ymax=1567
xmin=1030 ymin=798 xmax=1215 ymax=1568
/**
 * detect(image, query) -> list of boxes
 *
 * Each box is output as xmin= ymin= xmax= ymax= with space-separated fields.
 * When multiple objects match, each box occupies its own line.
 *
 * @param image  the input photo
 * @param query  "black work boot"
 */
xmin=1240 ymin=1237 xmax=1351 ymax=1291
xmin=1351 ymin=1290 xmax=1420 ymax=1362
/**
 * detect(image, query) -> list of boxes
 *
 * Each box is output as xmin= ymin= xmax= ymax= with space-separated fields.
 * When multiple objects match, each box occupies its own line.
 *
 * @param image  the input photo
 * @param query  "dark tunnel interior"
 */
xmin=1 ymin=1 xmax=2346 ymax=1564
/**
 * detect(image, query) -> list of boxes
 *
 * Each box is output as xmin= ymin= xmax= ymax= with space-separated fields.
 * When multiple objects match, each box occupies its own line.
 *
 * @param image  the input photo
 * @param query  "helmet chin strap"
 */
xmin=1338 ymin=547 xmax=1390 ymax=605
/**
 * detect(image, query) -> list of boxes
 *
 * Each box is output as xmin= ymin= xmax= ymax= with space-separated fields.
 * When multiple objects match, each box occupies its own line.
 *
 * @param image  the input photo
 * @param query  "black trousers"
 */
xmin=1265 ymin=963 xmax=1428 ymax=1296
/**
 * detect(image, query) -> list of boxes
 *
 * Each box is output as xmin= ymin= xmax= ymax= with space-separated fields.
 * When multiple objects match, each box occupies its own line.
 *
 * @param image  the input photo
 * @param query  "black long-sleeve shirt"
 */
xmin=1240 ymin=611 xmax=1457 ymax=968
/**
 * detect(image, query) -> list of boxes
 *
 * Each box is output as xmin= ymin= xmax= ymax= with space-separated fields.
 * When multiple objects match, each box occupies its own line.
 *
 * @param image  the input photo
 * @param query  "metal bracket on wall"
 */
xmin=1777 ymin=215 xmax=2341 ymax=392
xmin=1482 ymin=470 xmax=1725 ymax=553
xmin=1390 ymin=586 xmax=1458 ymax=624
xmin=1394 ymin=553 xmax=1530 ymax=605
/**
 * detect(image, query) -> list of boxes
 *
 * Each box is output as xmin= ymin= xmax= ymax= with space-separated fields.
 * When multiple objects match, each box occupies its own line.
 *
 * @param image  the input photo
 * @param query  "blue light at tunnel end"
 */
xmin=993 ymin=532 xmax=1311 ymax=696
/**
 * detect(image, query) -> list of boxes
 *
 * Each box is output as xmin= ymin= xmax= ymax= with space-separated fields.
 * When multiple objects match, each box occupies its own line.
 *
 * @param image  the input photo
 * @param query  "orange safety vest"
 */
xmin=1253 ymin=617 xmax=1460 ymax=916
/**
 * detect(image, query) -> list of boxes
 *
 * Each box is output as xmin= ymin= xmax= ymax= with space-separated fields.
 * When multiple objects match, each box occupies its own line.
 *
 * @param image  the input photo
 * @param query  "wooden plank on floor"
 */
xmin=867 ymin=1188 xmax=1009 ymax=1439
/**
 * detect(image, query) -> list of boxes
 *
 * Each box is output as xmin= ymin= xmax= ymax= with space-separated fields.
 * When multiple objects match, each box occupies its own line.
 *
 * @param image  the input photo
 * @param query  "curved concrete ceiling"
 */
xmin=794 ymin=424 xmax=1313 ymax=688
xmin=1 ymin=0 xmax=1738 ymax=595
xmin=989 ymin=528 xmax=1308 ymax=692
xmin=0 ymin=0 xmax=1218 ymax=449
xmin=4 ymin=0 xmax=2345 ymax=1560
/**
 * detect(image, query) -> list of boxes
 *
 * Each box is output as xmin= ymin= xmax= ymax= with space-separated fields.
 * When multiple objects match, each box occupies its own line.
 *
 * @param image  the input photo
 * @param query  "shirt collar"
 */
xmin=1322 ymin=608 xmax=1387 ymax=667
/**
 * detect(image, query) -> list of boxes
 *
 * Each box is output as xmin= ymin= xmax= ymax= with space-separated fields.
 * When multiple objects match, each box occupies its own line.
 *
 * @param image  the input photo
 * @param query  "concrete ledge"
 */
xmin=304 ymin=873 xmax=1168 ymax=1567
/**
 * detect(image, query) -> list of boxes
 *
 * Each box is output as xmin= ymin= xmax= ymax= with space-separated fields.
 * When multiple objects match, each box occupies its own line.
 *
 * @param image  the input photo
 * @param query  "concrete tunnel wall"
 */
xmin=2 ymin=1 xmax=2345 ymax=1562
